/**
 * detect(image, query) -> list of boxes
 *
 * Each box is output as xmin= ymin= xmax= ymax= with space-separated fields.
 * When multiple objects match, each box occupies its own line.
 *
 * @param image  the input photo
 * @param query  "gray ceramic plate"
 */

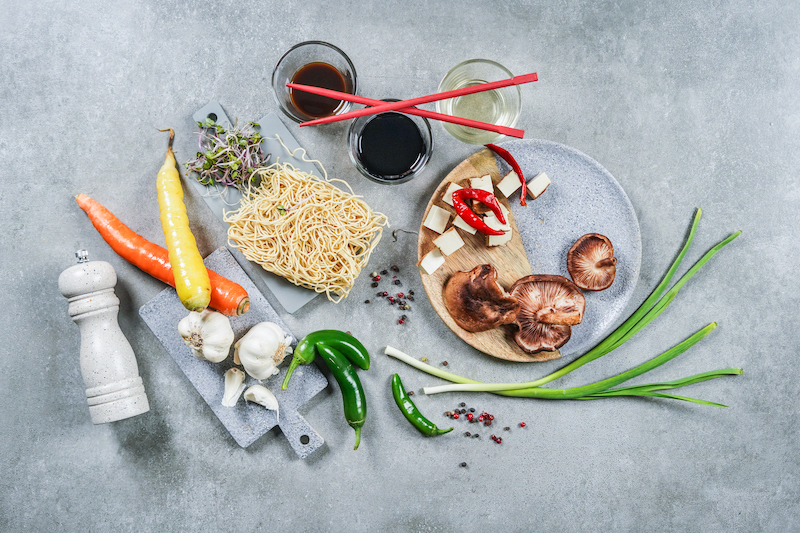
xmin=493 ymin=139 xmax=641 ymax=356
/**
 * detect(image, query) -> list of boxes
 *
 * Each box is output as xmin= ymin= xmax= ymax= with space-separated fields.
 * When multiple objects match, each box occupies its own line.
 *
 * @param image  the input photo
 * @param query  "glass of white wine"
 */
xmin=436 ymin=59 xmax=522 ymax=144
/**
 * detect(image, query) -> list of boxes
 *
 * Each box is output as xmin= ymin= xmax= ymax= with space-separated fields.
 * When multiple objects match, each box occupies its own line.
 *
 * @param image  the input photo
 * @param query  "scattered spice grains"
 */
xmin=364 ymin=265 xmax=415 ymax=324
xmin=447 ymin=404 xmax=529 ymax=456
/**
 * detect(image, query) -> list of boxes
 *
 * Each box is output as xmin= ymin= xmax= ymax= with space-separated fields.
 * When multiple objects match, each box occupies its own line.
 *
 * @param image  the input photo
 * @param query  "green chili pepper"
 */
xmin=391 ymin=373 xmax=453 ymax=437
xmin=282 ymin=330 xmax=370 ymax=390
xmin=316 ymin=343 xmax=367 ymax=450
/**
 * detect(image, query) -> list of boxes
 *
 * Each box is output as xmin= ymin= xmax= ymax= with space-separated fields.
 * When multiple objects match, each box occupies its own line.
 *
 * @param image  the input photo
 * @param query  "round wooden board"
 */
xmin=417 ymin=148 xmax=561 ymax=363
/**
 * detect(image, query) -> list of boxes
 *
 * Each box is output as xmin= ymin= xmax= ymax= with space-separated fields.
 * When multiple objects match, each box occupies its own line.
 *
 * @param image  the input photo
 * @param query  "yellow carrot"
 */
xmin=156 ymin=128 xmax=211 ymax=311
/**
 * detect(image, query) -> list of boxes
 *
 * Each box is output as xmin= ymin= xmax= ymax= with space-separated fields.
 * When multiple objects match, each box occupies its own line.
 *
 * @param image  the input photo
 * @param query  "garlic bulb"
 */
xmin=234 ymin=322 xmax=292 ymax=380
xmin=244 ymin=384 xmax=279 ymax=422
xmin=222 ymin=368 xmax=246 ymax=407
xmin=177 ymin=309 xmax=234 ymax=363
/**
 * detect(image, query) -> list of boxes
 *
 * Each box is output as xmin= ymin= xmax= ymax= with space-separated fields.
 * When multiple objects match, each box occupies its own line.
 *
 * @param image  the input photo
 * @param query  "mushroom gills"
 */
xmin=509 ymin=275 xmax=585 ymax=354
xmin=567 ymin=233 xmax=617 ymax=291
xmin=515 ymin=322 xmax=573 ymax=353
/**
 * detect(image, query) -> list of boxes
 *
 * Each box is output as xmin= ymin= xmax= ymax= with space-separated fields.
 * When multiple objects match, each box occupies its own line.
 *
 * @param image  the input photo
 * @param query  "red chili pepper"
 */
xmin=451 ymin=188 xmax=507 ymax=236
xmin=485 ymin=144 xmax=527 ymax=206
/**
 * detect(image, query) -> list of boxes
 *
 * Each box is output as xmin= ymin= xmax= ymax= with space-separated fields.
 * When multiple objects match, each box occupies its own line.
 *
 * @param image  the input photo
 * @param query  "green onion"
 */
xmin=384 ymin=209 xmax=742 ymax=406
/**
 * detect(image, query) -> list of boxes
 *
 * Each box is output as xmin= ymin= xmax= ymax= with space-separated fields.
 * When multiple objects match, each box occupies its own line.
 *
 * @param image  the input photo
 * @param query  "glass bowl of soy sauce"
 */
xmin=348 ymin=100 xmax=433 ymax=185
xmin=272 ymin=41 xmax=358 ymax=123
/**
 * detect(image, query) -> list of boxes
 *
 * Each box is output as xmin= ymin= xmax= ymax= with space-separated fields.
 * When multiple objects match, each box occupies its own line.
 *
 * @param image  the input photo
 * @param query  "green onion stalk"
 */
xmin=385 ymin=209 xmax=743 ymax=407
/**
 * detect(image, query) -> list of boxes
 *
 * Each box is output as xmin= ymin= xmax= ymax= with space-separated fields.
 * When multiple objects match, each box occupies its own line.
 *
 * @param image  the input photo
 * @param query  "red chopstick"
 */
xmin=286 ymin=83 xmax=526 ymax=138
xmin=292 ymin=72 xmax=537 ymax=128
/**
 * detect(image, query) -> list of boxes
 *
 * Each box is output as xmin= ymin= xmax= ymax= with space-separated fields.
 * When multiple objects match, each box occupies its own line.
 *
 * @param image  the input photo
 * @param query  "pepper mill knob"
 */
xmin=59 ymin=250 xmax=150 ymax=424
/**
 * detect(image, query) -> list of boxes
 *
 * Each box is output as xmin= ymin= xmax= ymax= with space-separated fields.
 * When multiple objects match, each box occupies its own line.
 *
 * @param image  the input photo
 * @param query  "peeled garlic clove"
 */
xmin=177 ymin=309 xmax=234 ymax=363
xmin=222 ymin=368 xmax=246 ymax=407
xmin=243 ymin=384 xmax=280 ymax=422
xmin=234 ymin=322 xmax=293 ymax=380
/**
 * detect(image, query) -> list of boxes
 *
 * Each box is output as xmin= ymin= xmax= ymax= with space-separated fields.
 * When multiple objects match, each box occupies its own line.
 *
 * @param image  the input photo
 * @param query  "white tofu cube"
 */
xmin=527 ymin=172 xmax=551 ymax=199
xmin=488 ymin=232 xmax=513 ymax=247
xmin=469 ymin=174 xmax=494 ymax=194
xmin=433 ymin=227 xmax=465 ymax=256
xmin=419 ymin=248 xmax=446 ymax=275
xmin=496 ymin=170 xmax=522 ymax=198
xmin=452 ymin=215 xmax=478 ymax=235
xmin=484 ymin=213 xmax=512 ymax=247
xmin=422 ymin=205 xmax=451 ymax=234
xmin=441 ymin=182 xmax=463 ymax=207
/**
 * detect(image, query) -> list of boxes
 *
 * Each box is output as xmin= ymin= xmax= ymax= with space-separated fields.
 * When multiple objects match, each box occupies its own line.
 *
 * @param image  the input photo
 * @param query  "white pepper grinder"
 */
xmin=59 ymin=249 xmax=150 ymax=424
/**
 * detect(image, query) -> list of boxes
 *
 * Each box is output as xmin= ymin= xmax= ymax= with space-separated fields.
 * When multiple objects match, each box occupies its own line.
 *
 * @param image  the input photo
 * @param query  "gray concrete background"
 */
xmin=2 ymin=0 xmax=798 ymax=531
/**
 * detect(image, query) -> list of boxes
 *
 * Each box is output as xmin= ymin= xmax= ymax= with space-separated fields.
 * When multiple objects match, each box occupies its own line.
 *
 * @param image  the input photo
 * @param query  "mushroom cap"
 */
xmin=508 ymin=275 xmax=585 ymax=353
xmin=443 ymin=264 xmax=520 ymax=333
xmin=567 ymin=233 xmax=617 ymax=291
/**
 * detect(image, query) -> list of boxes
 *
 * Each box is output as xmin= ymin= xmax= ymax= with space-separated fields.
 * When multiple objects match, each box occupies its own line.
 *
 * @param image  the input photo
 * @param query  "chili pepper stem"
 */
xmin=281 ymin=358 xmax=302 ymax=390
xmin=353 ymin=427 xmax=361 ymax=450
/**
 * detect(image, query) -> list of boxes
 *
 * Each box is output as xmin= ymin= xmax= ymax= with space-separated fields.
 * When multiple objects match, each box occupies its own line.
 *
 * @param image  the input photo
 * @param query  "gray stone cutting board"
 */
xmin=139 ymin=247 xmax=327 ymax=459
xmin=188 ymin=101 xmax=320 ymax=314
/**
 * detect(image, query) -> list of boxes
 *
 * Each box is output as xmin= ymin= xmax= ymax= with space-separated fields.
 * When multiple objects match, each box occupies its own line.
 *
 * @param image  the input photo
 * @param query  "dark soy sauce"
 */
xmin=357 ymin=113 xmax=425 ymax=179
xmin=290 ymin=62 xmax=347 ymax=117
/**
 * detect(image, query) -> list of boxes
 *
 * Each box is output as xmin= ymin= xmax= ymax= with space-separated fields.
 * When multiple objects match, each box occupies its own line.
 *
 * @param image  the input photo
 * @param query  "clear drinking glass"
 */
xmin=271 ymin=41 xmax=357 ymax=123
xmin=436 ymin=59 xmax=522 ymax=144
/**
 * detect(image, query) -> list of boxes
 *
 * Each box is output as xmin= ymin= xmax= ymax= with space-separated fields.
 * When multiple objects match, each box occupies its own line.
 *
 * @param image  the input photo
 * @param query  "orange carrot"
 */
xmin=75 ymin=193 xmax=250 ymax=316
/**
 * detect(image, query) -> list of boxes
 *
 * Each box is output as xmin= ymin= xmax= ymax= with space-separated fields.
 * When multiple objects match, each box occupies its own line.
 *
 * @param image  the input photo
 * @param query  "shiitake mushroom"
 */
xmin=443 ymin=266 xmax=591 ymax=355
xmin=567 ymin=233 xmax=617 ymax=291
xmin=509 ymin=275 xmax=585 ymax=353
xmin=443 ymin=264 xmax=520 ymax=333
